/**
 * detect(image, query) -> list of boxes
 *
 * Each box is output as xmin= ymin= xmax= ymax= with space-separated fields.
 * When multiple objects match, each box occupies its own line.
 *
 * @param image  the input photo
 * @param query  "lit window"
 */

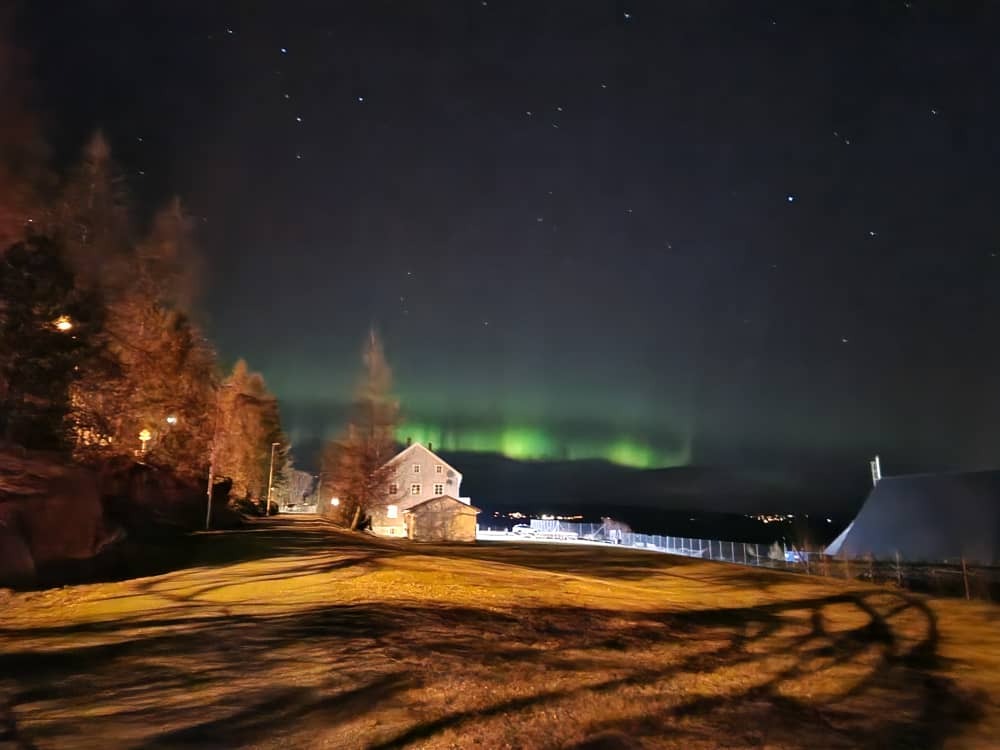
xmin=387 ymin=504 xmax=398 ymax=518
xmin=389 ymin=483 xmax=398 ymax=495
xmin=435 ymin=464 xmax=443 ymax=474
xmin=410 ymin=484 xmax=421 ymax=495
xmin=433 ymin=484 xmax=444 ymax=496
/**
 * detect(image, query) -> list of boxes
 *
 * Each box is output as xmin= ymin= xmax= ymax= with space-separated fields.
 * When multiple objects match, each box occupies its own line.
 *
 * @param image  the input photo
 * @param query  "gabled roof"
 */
xmin=385 ymin=441 xmax=462 ymax=478
xmin=403 ymin=495 xmax=480 ymax=514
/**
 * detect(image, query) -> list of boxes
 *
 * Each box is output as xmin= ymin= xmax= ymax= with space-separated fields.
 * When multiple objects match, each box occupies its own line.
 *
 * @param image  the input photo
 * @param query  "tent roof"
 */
xmin=824 ymin=470 xmax=1000 ymax=564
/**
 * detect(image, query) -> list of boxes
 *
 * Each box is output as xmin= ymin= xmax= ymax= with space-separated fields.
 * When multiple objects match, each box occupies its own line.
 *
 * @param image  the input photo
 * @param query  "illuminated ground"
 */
xmin=1 ymin=516 xmax=998 ymax=749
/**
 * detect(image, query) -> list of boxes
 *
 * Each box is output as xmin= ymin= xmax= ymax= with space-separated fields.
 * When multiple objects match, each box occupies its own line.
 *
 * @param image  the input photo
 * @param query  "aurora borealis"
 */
xmin=22 ymin=2 xmax=1000 ymax=509
xmin=393 ymin=422 xmax=691 ymax=469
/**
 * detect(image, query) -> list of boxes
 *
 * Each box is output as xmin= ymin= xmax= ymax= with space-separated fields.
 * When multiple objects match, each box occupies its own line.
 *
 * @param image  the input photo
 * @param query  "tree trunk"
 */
xmin=349 ymin=504 xmax=361 ymax=531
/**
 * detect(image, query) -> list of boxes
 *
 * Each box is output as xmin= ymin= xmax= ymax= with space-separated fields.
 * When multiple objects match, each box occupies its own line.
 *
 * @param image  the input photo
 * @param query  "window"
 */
xmin=435 ymin=464 xmax=443 ymax=474
xmin=387 ymin=504 xmax=398 ymax=519
xmin=412 ymin=463 xmax=421 ymax=473
xmin=410 ymin=483 xmax=421 ymax=495
xmin=433 ymin=484 xmax=444 ymax=496
xmin=389 ymin=483 xmax=398 ymax=495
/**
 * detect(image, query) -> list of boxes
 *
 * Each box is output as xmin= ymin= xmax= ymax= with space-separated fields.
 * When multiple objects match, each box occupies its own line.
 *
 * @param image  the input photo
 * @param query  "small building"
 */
xmin=369 ymin=441 xmax=479 ymax=541
xmin=405 ymin=495 xmax=480 ymax=542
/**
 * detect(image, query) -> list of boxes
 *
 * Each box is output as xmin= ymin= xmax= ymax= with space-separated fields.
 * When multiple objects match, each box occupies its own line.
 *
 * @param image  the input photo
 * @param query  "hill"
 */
xmin=1 ymin=516 xmax=998 ymax=749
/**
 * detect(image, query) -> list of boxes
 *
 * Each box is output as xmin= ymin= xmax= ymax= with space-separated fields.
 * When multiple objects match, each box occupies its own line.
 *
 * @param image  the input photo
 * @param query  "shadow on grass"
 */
xmin=0 ymin=583 xmax=985 ymax=749
xmin=35 ymin=516 xmax=387 ymax=590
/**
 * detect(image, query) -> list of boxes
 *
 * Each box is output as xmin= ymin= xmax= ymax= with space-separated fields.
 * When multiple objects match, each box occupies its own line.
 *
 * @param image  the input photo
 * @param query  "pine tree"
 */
xmin=0 ymin=19 xmax=51 ymax=249
xmin=54 ymin=131 xmax=132 ymax=291
xmin=213 ymin=360 xmax=286 ymax=506
xmin=321 ymin=330 xmax=399 ymax=529
xmin=0 ymin=236 xmax=102 ymax=449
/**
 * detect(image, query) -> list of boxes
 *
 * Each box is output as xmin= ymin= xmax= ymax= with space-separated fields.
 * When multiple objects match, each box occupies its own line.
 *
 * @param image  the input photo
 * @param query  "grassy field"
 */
xmin=1 ymin=516 xmax=998 ymax=749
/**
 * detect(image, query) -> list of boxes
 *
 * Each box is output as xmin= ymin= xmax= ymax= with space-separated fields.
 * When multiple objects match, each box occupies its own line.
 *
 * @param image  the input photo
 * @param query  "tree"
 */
xmin=0 ymin=236 xmax=102 ymax=449
xmin=54 ymin=131 xmax=132 ymax=291
xmin=213 ymin=360 xmax=287 ymax=507
xmin=0 ymin=15 xmax=51 ymax=250
xmin=321 ymin=330 xmax=399 ymax=529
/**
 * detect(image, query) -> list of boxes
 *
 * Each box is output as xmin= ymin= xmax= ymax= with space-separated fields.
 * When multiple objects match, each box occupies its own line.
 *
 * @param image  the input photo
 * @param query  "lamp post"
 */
xmin=265 ymin=441 xmax=280 ymax=516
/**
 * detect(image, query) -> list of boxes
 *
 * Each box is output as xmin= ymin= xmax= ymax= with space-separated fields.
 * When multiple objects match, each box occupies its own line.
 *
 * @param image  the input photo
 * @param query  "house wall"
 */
xmin=370 ymin=505 xmax=406 ymax=538
xmin=386 ymin=444 xmax=463 ymax=507
xmin=407 ymin=499 xmax=478 ymax=543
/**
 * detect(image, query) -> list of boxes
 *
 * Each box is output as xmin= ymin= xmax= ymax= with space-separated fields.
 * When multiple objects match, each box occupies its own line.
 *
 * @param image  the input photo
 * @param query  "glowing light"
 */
xmin=394 ymin=422 xmax=690 ymax=469
xmin=331 ymin=497 xmax=340 ymax=506
xmin=165 ymin=416 xmax=178 ymax=425
xmin=53 ymin=315 xmax=73 ymax=332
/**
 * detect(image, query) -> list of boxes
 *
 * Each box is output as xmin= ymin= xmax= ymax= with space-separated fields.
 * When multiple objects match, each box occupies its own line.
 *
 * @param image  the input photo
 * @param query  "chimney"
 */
xmin=428 ymin=441 xmax=433 ymax=451
xmin=406 ymin=436 xmax=412 ymax=447
xmin=870 ymin=454 xmax=882 ymax=486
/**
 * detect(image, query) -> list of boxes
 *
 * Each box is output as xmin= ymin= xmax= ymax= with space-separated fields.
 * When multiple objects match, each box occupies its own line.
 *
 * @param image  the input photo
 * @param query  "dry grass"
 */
xmin=1 ymin=515 xmax=999 ymax=749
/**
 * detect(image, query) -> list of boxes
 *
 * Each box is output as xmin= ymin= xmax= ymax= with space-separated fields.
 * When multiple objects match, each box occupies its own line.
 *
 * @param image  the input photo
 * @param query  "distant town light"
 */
xmin=165 ymin=415 xmax=178 ymax=425
xmin=330 ymin=497 xmax=340 ymax=506
xmin=53 ymin=315 xmax=74 ymax=332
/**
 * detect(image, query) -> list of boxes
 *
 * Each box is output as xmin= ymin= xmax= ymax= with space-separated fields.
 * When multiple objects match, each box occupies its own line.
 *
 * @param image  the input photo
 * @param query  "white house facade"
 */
xmin=369 ymin=442 xmax=475 ymax=539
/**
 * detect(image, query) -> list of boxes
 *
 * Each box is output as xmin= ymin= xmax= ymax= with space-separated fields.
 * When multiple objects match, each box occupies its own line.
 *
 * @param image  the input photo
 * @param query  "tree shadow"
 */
xmin=0 ymin=585 xmax=987 ymax=749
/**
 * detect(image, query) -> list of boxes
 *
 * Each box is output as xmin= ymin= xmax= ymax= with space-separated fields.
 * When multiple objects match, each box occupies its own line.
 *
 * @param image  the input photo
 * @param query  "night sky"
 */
xmin=16 ymin=2 xmax=1000 ymax=508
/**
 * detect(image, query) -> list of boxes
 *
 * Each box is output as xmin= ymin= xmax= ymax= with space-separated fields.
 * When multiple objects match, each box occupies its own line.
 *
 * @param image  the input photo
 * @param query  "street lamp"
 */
xmin=265 ymin=441 xmax=280 ymax=517
xmin=138 ymin=429 xmax=151 ymax=454
xmin=53 ymin=315 xmax=74 ymax=332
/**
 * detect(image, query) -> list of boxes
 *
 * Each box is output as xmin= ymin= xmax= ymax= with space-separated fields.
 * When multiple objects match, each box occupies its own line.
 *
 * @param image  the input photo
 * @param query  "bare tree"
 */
xmin=321 ymin=330 xmax=399 ymax=530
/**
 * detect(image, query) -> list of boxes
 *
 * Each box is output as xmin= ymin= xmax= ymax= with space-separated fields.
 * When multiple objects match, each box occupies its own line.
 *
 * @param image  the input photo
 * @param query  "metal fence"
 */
xmin=520 ymin=519 xmax=999 ymax=602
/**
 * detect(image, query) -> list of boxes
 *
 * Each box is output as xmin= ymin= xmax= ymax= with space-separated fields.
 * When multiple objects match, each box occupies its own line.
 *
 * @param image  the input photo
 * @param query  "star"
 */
xmin=536 ymin=216 xmax=544 ymax=222
xmin=786 ymin=194 xmax=796 ymax=202
xmin=295 ymin=153 xmax=302 ymax=160
xmin=226 ymin=27 xmax=234 ymax=35
xmin=280 ymin=47 xmax=288 ymax=54
xmin=551 ymin=123 xmax=559 ymax=129
xmin=483 ymin=320 xmax=489 ymax=326
xmin=284 ymin=93 xmax=291 ymax=99
xmin=930 ymin=108 xmax=939 ymax=116
xmin=525 ymin=111 xmax=533 ymax=117
xmin=600 ymin=82 xmax=607 ymax=89
xmin=136 ymin=136 xmax=144 ymax=143
xmin=868 ymin=230 xmax=878 ymax=238
xmin=357 ymin=96 xmax=365 ymax=103
xmin=623 ymin=12 xmax=632 ymax=21
xmin=841 ymin=337 xmax=849 ymax=344
xmin=556 ymin=106 xmax=563 ymax=112
xmin=295 ymin=116 xmax=302 ymax=122
xmin=625 ymin=208 xmax=633 ymax=215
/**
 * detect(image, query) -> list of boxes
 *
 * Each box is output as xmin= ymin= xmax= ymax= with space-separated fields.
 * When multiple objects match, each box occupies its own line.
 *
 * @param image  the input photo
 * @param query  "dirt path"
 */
xmin=1 ymin=515 xmax=998 ymax=749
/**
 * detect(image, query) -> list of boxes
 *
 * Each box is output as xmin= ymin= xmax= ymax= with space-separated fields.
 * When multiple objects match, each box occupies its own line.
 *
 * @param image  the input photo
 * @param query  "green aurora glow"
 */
xmin=394 ymin=422 xmax=691 ymax=469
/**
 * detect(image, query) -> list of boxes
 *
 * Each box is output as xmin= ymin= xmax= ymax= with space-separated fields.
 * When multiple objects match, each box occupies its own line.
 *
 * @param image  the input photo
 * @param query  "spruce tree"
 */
xmin=321 ymin=330 xmax=399 ymax=529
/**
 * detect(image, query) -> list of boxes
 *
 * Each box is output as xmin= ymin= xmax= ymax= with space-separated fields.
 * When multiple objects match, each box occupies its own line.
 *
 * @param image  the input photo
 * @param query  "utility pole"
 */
xmin=205 ymin=383 xmax=233 ymax=530
xmin=265 ymin=441 xmax=280 ymax=516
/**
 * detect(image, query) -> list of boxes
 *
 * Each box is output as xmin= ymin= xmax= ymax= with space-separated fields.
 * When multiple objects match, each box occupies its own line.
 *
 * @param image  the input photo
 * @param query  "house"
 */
xmin=369 ymin=441 xmax=480 ymax=542
xmin=825 ymin=470 xmax=1000 ymax=564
